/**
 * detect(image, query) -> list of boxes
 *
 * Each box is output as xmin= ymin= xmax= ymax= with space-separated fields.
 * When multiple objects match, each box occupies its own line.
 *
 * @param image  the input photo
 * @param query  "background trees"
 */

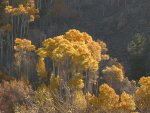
xmin=127 ymin=33 xmax=149 ymax=79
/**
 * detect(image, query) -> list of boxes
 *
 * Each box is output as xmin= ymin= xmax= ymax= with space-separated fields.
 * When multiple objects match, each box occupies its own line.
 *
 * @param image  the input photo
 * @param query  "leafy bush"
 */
xmin=0 ymin=80 xmax=33 ymax=113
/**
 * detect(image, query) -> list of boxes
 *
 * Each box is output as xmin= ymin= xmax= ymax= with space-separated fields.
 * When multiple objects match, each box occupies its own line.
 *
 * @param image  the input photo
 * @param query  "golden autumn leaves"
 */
xmin=13 ymin=29 xmax=109 ymax=88
xmin=36 ymin=29 xmax=109 ymax=72
xmin=36 ymin=58 xmax=47 ymax=78
xmin=86 ymin=84 xmax=136 ymax=113
xmin=135 ymin=76 xmax=150 ymax=111
xmin=5 ymin=0 xmax=39 ymax=22
xmin=13 ymin=29 xmax=150 ymax=113
xmin=103 ymin=64 xmax=124 ymax=81
xmin=14 ymin=38 xmax=35 ymax=52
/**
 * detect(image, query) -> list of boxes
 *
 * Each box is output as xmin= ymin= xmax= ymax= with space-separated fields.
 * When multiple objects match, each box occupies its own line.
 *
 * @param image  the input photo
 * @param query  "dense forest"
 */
xmin=0 ymin=0 xmax=150 ymax=113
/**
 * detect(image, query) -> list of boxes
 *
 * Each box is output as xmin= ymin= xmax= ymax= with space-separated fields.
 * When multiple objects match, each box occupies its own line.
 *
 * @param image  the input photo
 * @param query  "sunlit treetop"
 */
xmin=116 ymin=92 xmax=136 ymax=111
xmin=138 ymin=76 xmax=150 ymax=86
xmin=5 ymin=0 xmax=39 ymax=22
xmin=135 ymin=76 xmax=150 ymax=111
xmin=97 ymin=84 xmax=119 ymax=112
xmin=36 ymin=29 xmax=109 ymax=71
xmin=86 ymin=84 xmax=136 ymax=112
xmin=86 ymin=84 xmax=119 ymax=113
xmin=102 ymin=64 xmax=125 ymax=81
xmin=4 ymin=5 xmax=13 ymax=13
xmin=64 ymin=29 xmax=93 ymax=43
xmin=14 ymin=38 xmax=35 ymax=52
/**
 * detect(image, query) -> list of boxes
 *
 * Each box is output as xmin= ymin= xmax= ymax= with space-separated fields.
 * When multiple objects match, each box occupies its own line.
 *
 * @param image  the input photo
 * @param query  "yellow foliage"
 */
xmin=87 ymin=84 xmax=119 ymax=112
xmin=85 ymin=92 xmax=99 ymax=111
xmin=5 ymin=0 xmax=38 ymax=22
xmin=5 ymin=5 xmax=13 ymax=13
xmin=135 ymin=76 xmax=150 ymax=111
xmin=36 ymin=57 xmax=47 ymax=78
xmin=103 ymin=64 xmax=125 ymax=81
xmin=49 ymin=74 xmax=61 ymax=90
xmin=29 ymin=15 xmax=35 ymax=22
xmin=35 ymin=84 xmax=56 ymax=112
xmin=18 ymin=4 xmax=28 ymax=14
xmin=138 ymin=76 xmax=150 ymax=86
xmin=87 ymin=84 xmax=136 ymax=112
xmin=36 ymin=29 xmax=109 ymax=72
xmin=68 ymin=73 xmax=84 ymax=90
xmin=72 ymin=90 xmax=87 ymax=110
xmin=117 ymin=92 xmax=136 ymax=112
xmin=98 ymin=84 xmax=119 ymax=112
xmin=97 ymin=40 xmax=109 ymax=60
xmin=14 ymin=38 xmax=35 ymax=52
xmin=36 ymin=84 xmax=50 ymax=104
